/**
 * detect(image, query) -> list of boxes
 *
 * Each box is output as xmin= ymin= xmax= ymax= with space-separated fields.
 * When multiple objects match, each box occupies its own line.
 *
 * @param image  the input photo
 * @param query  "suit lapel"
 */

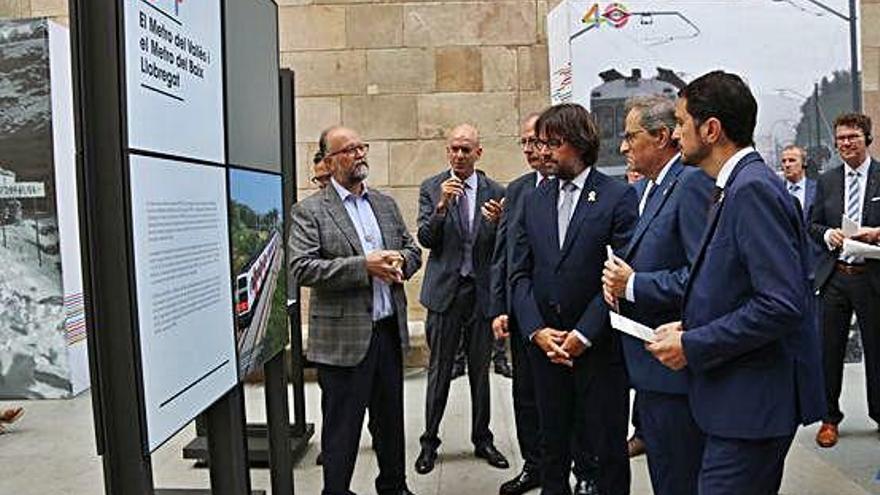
xmin=324 ymin=186 xmax=365 ymax=255
xmin=862 ymin=160 xmax=880 ymax=216
xmin=625 ymin=161 xmax=683 ymax=259
xmin=472 ymin=172 xmax=492 ymax=240
xmin=830 ymin=167 xmax=845 ymax=223
xmin=684 ymin=155 xmax=753 ymax=302
xmin=559 ymin=169 xmax=601 ymax=261
xmin=366 ymin=191 xmax=393 ymax=247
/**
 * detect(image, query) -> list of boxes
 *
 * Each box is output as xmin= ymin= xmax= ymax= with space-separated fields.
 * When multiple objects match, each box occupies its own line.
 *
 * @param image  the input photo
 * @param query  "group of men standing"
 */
xmin=290 ymin=69 xmax=878 ymax=495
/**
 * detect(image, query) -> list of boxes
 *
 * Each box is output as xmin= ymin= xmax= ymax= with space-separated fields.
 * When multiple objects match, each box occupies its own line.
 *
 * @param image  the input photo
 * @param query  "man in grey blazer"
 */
xmin=415 ymin=124 xmax=509 ymax=475
xmin=290 ymin=126 xmax=422 ymax=495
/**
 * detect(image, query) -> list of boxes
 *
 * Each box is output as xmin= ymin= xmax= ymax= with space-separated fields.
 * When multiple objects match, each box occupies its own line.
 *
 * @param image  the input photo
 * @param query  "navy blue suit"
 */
xmin=682 ymin=152 xmax=824 ymax=494
xmin=511 ymin=169 xmax=638 ymax=495
xmin=617 ymin=160 xmax=712 ymax=494
xmin=489 ymin=171 xmax=543 ymax=473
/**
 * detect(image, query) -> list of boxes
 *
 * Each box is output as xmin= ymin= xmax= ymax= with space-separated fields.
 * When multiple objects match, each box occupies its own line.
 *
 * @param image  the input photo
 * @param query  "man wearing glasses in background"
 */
xmin=810 ymin=112 xmax=880 ymax=448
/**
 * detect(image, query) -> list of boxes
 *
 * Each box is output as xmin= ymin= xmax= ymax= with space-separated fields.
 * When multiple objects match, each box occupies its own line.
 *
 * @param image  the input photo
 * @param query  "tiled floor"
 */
xmin=0 ymin=364 xmax=877 ymax=494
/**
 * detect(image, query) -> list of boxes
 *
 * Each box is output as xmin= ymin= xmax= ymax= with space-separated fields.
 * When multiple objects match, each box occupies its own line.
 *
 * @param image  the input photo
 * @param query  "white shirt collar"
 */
xmin=716 ymin=146 xmax=756 ymax=189
xmin=786 ymin=176 xmax=806 ymax=189
xmin=331 ymin=177 xmax=368 ymax=202
xmin=844 ymin=155 xmax=872 ymax=176
xmin=561 ymin=166 xmax=591 ymax=191
xmin=653 ymin=153 xmax=680 ymax=187
xmin=536 ymin=172 xmax=553 ymax=188
xmin=450 ymin=169 xmax=479 ymax=189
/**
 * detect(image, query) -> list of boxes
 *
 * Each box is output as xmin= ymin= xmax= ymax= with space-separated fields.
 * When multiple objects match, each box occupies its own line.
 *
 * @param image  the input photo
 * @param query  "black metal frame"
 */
xmin=69 ymin=0 xmax=270 ymax=492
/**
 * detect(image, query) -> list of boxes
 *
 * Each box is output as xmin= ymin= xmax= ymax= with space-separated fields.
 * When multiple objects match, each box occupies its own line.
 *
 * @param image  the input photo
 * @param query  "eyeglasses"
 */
xmin=325 ymin=143 xmax=370 ymax=159
xmin=622 ymin=130 xmax=645 ymax=144
xmin=534 ymin=138 xmax=564 ymax=150
xmin=520 ymin=137 xmax=539 ymax=149
xmin=835 ymin=133 xmax=864 ymax=144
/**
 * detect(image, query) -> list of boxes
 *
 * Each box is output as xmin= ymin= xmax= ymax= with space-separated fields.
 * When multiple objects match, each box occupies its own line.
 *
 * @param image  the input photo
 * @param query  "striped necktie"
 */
xmin=845 ymin=170 xmax=862 ymax=262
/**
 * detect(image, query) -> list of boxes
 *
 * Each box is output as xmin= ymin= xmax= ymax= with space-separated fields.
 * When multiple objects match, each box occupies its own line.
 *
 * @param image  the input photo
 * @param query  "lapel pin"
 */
xmin=587 ymin=190 xmax=597 ymax=202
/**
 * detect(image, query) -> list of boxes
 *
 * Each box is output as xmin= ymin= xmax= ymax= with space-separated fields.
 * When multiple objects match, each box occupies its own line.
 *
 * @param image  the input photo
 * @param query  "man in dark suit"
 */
xmin=810 ymin=112 xmax=880 ymax=448
xmin=602 ymin=96 xmax=713 ymax=494
xmin=511 ymin=103 xmax=638 ymax=495
xmin=648 ymin=71 xmax=824 ymax=494
xmin=289 ymin=126 xmax=422 ymax=495
xmin=415 ymin=123 xmax=509 ymax=474
xmin=781 ymin=144 xmax=817 ymax=223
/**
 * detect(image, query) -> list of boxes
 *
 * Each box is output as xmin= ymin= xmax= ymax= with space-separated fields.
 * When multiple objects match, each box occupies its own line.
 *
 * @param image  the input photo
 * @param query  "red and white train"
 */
xmin=235 ymin=231 xmax=280 ymax=328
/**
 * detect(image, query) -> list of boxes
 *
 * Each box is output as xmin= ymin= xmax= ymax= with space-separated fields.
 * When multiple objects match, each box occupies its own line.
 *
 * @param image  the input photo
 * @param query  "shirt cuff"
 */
xmin=823 ymin=228 xmax=836 ymax=251
xmin=624 ymin=273 xmax=636 ymax=303
xmin=571 ymin=330 xmax=592 ymax=348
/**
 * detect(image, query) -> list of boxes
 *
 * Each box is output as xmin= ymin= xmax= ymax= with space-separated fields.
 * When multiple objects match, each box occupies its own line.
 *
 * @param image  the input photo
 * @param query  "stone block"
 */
xmin=366 ymin=48 xmax=434 ymax=94
xmin=346 ymin=4 xmax=403 ymax=48
xmin=365 ymin=140 xmax=390 ymax=187
xmin=31 ymin=0 xmax=67 ymax=17
xmin=0 ymin=0 xmax=27 ymax=17
xmin=863 ymin=4 xmax=880 ymax=49
xmin=518 ymin=45 xmax=549 ymax=92
xmin=389 ymin=140 xmax=448 ymax=187
xmin=418 ymin=92 xmax=518 ymax=139
xmin=537 ymin=0 xmax=549 ymax=44
xmin=295 ymin=97 xmax=341 ymax=143
xmin=435 ymin=46 xmax=483 ymax=92
xmin=342 ymin=95 xmax=418 ymax=140
xmin=278 ymin=5 xmax=346 ymax=51
xmin=281 ymin=50 xmax=366 ymax=96
xmin=404 ymin=2 xmax=536 ymax=47
xmin=864 ymin=91 xmax=880 ymax=135
xmin=864 ymin=47 xmax=880 ymax=92
xmin=277 ymin=0 xmax=313 ymax=5
xmin=519 ymin=90 xmax=551 ymax=120
xmin=384 ymin=186 xmax=422 ymax=232
xmin=482 ymin=46 xmax=518 ymax=92
xmin=480 ymin=137 xmax=531 ymax=183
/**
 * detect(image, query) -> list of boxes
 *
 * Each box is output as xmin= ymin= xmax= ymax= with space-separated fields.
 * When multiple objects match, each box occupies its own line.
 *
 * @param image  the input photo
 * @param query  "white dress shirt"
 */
xmin=625 ymin=153 xmax=680 ymax=302
xmin=331 ymin=178 xmax=394 ymax=321
xmin=451 ymin=169 xmax=479 ymax=232
xmin=785 ymin=176 xmax=807 ymax=210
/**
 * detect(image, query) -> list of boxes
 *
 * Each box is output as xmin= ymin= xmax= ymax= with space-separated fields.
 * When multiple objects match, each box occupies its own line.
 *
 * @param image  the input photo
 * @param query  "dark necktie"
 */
xmin=459 ymin=181 xmax=474 ymax=276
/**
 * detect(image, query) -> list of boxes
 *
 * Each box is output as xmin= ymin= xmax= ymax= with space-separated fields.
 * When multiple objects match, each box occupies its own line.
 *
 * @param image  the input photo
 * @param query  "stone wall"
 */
xmin=285 ymin=0 xmax=556 ymax=321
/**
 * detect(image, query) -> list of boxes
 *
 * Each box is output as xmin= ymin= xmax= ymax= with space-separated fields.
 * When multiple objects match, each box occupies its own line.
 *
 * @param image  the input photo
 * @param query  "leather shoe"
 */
xmin=499 ymin=468 xmax=540 ymax=495
xmin=816 ymin=422 xmax=839 ymax=448
xmin=573 ymin=477 xmax=600 ymax=495
xmin=415 ymin=448 xmax=437 ymax=475
xmin=627 ymin=434 xmax=646 ymax=457
xmin=475 ymin=444 xmax=509 ymax=469
xmin=494 ymin=361 xmax=513 ymax=379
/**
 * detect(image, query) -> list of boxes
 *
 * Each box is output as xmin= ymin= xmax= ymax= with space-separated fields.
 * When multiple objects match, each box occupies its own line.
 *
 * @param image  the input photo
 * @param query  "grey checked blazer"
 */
xmin=289 ymin=185 xmax=422 ymax=367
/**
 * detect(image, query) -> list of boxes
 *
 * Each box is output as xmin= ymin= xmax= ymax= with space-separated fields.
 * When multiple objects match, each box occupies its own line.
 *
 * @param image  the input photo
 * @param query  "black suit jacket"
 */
xmin=417 ymin=169 xmax=505 ymax=316
xmin=810 ymin=158 xmax=880 ymax=292
xmin=489 ymin=171 xmax=539 ymax=320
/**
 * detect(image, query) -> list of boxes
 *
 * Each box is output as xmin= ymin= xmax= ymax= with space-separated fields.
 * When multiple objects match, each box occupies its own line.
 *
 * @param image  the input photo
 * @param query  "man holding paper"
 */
xmin=647 ymin=71 xmax=824 ymax=494
xmin=602 ymin=95 xmax=713 ymax=495
xmin=510 ymin=103 xmax=638 ymax=494
xmin=809 ymin=112 xmax=880 ymax=448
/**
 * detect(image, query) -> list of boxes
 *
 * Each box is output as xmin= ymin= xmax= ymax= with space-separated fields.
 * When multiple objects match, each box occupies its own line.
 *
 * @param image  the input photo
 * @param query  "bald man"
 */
xmin=415 ymin=124 xmax=509 ymax=474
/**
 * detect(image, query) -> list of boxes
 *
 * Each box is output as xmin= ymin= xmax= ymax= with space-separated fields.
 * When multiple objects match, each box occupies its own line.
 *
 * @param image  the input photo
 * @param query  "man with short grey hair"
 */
xmin=602 ymin=95 xmax=713 ymax=494
xmin=290 ymin=126 xmax=422 ymax=495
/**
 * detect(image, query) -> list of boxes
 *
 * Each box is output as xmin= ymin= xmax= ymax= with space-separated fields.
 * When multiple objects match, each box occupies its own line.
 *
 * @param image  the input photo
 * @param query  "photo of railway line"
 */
xmin=229 ymin=168 xmax=287 ymax=380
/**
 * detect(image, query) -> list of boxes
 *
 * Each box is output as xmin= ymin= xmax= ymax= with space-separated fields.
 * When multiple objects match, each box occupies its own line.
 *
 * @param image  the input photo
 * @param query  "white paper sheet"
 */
xmin=842 ymin=215 xmax=860 ymax=237
xmin=842 ymin=238 xmax=880 ymax=260
xmin=609 ymin=311 xmax=656 ymax=342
